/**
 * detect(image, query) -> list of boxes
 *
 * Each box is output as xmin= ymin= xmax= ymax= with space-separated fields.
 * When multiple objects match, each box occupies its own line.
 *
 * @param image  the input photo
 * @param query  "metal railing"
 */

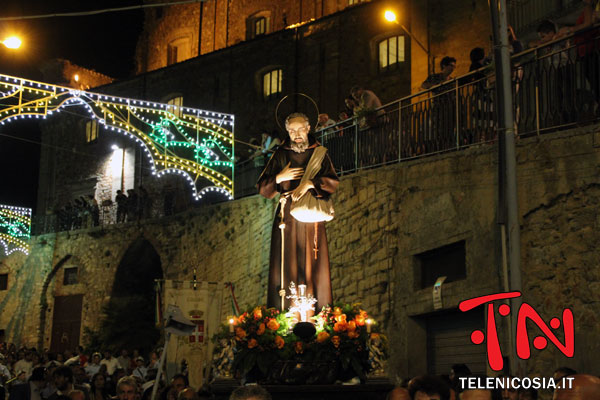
xmin=313 ymin=26 xmax=600 ymax=176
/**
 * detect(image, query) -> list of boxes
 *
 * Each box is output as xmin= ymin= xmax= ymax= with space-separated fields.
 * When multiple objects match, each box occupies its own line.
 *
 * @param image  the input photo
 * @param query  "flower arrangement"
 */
xmin=211 ymin=303 xmax=388 ymax=384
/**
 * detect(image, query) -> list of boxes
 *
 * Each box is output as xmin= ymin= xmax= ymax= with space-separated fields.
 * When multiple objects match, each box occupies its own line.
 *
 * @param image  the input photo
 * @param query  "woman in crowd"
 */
xmin=90 ymin=373 xmax=111 ymax=400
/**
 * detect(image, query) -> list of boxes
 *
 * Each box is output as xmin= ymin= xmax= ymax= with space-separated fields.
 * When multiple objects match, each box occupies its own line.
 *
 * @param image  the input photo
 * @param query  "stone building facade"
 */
xmin=2 ymin=126 xmax=600 ymax=383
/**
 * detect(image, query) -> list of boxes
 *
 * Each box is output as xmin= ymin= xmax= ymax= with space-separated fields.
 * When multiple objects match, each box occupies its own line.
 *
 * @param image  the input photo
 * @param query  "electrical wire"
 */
xmin=0 ymin=0 xmax=206 ymax=22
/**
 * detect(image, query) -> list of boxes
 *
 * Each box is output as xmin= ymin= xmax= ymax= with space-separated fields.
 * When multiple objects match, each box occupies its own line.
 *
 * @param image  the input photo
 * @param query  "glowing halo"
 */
xmin=275 ymin=92 xmax=320 ymax=134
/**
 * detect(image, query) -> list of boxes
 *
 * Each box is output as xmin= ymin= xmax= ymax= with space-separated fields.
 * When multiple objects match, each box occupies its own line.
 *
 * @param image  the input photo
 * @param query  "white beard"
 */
xmin=290 ymin=140 xmax=309 ymax=153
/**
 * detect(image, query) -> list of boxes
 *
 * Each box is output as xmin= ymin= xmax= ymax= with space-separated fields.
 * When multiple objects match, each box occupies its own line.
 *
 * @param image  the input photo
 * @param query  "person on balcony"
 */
xmin=422 ymin=56 xmax=457 ymax=93
xmin=421 ymin=57 xmax=458 ymax=152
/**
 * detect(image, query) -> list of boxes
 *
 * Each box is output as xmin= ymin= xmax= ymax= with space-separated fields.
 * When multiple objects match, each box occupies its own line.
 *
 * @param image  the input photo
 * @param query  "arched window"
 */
xmin=167 ymin=96 xmax=183 ymax=118
xmin=378 ymin=35 xmax=405 ymax=71
xmin=263 ymin=69 xmax=282 ymax=99
xmin=255 ymin=17 xmax=267 ymax=36
xmin=167 ymin=37 xmax=191 ymax=66
xmin=247 ymin=11 xmax=271 ymax=39
xmin=85 ymin=120 xmax=99 ymax=143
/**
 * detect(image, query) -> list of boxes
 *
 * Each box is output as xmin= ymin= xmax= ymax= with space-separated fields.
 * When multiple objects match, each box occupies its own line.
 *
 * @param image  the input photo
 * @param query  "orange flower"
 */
xmin=347 ymin=330 xmax=359 ymax=339
xmin=294 ymin=341 xmax=304 ymax=354
xmin=331 ymin=335 xmax=341 ymax=348
xmin=267 ymin=319 xmax=280 ymax=331
xmin=333 ymin=321 xmax=347 ymax=332
xmin=235 ymin=327 xmax=246 ymax=340
xmin=335 ymin=314 xmax=347 ymax=323
xmin=316 ymin=331 xmax=330 ymax=343
xmin=333 ymin=307 xmax=343 ymax=317
xmin=257 ymin=323 xmax=266 ymax=335
xmin=347 ymin=321 xmax=357 ymax=332
xmin=239 ymin=312 xmax=247 ymax=323
xmin=253 ymin=307 xmax=263 ymax=320
xmin=359 ymin=310 xmax=368 ymax=319
xmin=354 ymin=314 xmax=365 ymax=326
xmin=275 ymin=335 xmax=285 ymax=349
xmin=247 ymin=338 xmax=258 ymax=349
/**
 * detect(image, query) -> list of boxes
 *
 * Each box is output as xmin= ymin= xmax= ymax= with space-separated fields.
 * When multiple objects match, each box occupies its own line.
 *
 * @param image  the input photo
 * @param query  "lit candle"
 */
xmin=228 ymin=317 xmax=235 ymax=333
xmin=366 ymin=318 xmax=373 ymax=333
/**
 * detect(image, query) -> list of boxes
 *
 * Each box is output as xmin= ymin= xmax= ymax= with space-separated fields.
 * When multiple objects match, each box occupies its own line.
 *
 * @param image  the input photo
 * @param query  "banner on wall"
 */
xmin=160 ymin=280 xmax=223 ymax=390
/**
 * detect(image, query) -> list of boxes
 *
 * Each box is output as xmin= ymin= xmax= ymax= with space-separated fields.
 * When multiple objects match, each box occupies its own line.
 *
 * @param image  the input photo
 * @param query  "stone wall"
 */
xmin=3 ymin=125 xmax=600 ymax=382
xmin=138 ymin=0 xmax=374 ymax=73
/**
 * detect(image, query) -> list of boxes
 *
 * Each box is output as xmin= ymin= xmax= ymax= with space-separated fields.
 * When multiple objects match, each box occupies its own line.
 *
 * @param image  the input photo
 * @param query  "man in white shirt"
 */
xmin=13 ymin=351 xmax=33 ymax=380
xmin=84 ymin=353 xmax=102 ymax=378
xmin=99 ymin=351 xmax=119 ymax=376
xmin=132 ymin=357 xmax=147 ymax=381
xmin=0 ymin=353 xmax=11 ymax=383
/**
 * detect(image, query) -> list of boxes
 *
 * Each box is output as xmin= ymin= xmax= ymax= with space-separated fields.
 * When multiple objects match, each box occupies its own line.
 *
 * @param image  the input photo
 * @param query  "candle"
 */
xmin=228 ymin=317 xmax=235 ymax=333
xmin=366 ymin=318 xmax=373 ymax=333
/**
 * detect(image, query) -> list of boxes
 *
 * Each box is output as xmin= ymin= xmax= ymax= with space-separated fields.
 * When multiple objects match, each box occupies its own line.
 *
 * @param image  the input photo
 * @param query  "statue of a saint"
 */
xmin=257 ymin=112 xmax=339 ymax=310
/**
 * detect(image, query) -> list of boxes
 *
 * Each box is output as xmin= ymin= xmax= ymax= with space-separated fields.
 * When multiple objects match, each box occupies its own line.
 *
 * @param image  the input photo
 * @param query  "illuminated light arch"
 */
xmin=0 ymin=73 xmax=235 ymax=200
xmin=0 ymin=204 xmax=31 ymax=256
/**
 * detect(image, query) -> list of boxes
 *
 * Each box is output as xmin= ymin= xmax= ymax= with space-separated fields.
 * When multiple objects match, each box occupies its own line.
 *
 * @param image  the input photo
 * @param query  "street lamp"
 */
xmin=383 ymin=9 xmax=429 ymax=55
xmin=2 ymin=36 xmax=22 ymax=49
xmin=384 ymin=10 xmax=397 ymax=23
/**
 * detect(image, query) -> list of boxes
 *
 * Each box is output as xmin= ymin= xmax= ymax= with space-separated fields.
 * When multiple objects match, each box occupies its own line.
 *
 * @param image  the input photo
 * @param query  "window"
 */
xmin=63 ymin=267 xmax=78 ymax=285
xmin=85 ymin=120 xmax=99 ymax=143
xmin=416 ymin=241 xmax=466 ymax=289
xmin=0 ymin=274 xmax=7 ymax=290
xmin=263 ymin=69 xmax=282 ymax=99
xmin=255 ymin=17 xmax=267 ymax=36
xmin=167 ymin=96 xmax=183 ymax=119
xmin=348 ymin=0 xmax=366 ymax=5
xmin=247 ymin=11 xmax=271 ymax=39
xmin=167 ymin=37 xmax=191 ymax=66
xmin=378 ymin=36 xmax=405 ymax=71
xmin=167 ymin=44 xmax=178 ymax=66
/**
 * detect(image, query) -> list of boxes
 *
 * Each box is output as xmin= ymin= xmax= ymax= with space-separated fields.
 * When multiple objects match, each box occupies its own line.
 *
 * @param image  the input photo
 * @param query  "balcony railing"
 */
xmin=315 ymin=26 xmax=600 ymax=175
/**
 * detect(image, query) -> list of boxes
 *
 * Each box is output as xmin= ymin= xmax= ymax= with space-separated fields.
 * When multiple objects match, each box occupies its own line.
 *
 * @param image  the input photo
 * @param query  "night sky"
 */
xmin=0 ymin=0 xmax=144 ymax=211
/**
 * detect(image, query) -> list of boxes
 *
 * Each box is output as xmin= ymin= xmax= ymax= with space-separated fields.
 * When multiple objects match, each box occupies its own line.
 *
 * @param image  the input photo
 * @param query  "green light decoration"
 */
xmin=0 ymin=204 xmax=31 ymax=256
xmin=0 ymin=73 xmax=235 ymax=200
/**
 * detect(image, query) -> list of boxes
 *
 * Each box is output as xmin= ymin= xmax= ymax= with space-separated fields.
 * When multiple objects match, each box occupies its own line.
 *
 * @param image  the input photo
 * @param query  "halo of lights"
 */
xmin=0 ymin=73 xmax=235 ymax=201
xmin=0 ymin=204 xmax=31 ymax=256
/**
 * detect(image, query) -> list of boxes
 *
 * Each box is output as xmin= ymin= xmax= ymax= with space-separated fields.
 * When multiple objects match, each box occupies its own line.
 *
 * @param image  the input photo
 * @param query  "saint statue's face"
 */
xmin=286 ymin=116 xmax=310 ymax=152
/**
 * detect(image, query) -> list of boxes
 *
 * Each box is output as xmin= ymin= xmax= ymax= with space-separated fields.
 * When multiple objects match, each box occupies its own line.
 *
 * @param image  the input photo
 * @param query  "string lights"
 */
xmin=0 ymin=204 xmax=31 ymax=256
xmin=0 ymin=73 xmax=235 ymax=200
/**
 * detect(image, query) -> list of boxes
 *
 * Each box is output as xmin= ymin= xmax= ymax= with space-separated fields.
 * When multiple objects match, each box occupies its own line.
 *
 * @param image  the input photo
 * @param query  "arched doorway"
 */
xmin=95 ymin=238 xmax=163 ymax=353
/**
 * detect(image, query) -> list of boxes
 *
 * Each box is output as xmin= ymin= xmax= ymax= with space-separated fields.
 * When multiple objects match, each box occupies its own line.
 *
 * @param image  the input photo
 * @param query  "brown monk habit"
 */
xmin=257 ymin=136 xmax=339 ymax=310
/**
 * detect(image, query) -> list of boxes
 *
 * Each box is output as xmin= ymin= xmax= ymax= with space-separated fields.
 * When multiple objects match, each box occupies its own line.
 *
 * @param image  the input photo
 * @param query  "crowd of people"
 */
xmin=1 ymin=343 xmax=597 ymax=400
xmin=0 ymin=345 xmax=200 ymax=400
xmin=56 ymin=196 xmax=100 ymax=231
xmin=114 ymin=187 xmax=153 ymax=223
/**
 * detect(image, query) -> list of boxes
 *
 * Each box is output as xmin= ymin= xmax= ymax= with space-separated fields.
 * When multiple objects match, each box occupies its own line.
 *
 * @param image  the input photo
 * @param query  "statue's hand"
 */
xmin=291 ymin=181 xmax=315 ymax=202
xmin=276 ymin=162 xmax=304 ymax=184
